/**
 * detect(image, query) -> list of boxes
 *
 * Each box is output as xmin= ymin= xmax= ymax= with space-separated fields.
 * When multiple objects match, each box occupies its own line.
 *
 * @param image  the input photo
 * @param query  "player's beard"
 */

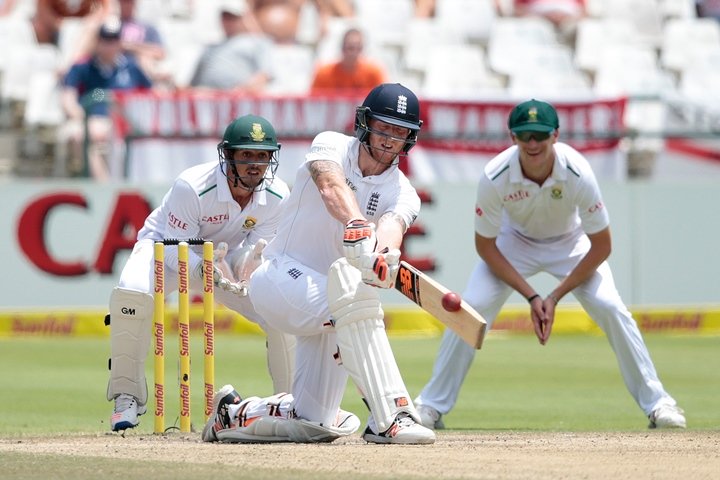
xmin=227 ymin=164 xmax=264 ymax=192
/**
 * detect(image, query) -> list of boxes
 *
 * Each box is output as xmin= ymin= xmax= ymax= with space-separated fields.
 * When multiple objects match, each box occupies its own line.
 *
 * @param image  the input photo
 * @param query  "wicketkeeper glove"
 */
xmin=197 ymin=242 xmax=248 ymax=296
xmin=359 ymin=248 xmax=401 ymax=289
xmin=342 ymin=218 xmax=377 ymax=269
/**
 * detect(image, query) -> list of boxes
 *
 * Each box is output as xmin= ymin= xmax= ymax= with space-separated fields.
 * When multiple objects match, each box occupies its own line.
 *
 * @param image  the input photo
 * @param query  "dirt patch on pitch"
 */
xmin=2 ymin=431 xmax=719 ymax=479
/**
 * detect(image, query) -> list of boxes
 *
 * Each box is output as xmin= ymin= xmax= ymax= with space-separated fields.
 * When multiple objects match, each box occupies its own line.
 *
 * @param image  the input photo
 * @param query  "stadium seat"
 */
xmin=421 ymin=44 xmax=505 ymax=100
xmin=267 ymin=44 xmax=315 ymax=95
xmin=594 ymin=45 xmax=673 ymax=97
xmin=2 ymin=44 xmax=61 ymax=103
xmin=434 ymin=0 xmax=497 ymax=45
xmin=24 ymin=71 xmax=64 ymax=128
xmin=487 ymin=17 xmax=557 ymax=76
xmin=660 ymin=18 xmax=720 ymax=74
xmin=678 ymin=49 xmax=720 ymax=107
xmin=592 ymin=0 xmax=664 ymax=48
xmin=0 ymin=16 xmax=37 ymax=76
xmin=574 ymin=18 xmax=643 ymax=75
xmin=354 ymin=0 xmax=413 ymax=48
xmin=658 ymin=0 xmax=698 ymax=19
xmin=508 ymin=45 xmax=592 ymax=98
xmin=401 ymin=18 xmax=464 ymax=73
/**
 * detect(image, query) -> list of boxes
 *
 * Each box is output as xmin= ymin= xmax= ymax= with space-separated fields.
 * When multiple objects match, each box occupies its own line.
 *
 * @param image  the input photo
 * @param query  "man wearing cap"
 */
xmin=189 ymin=0 xmax=273 ymax=92
xmin=414 ymin=99 xmax=686 ymax=431
xmin=61 ymin=18 xmax=152 ymax=180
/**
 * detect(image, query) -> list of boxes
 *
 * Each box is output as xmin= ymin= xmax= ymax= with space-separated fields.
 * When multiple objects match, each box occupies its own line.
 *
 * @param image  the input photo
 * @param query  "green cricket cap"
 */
xmin=508 ymin=99 xmax=559 ymax=133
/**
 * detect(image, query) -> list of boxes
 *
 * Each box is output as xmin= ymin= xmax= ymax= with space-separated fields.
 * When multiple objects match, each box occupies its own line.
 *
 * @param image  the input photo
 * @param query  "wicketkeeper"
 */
xmin=107 ymin=114 xmax=294 ymax=431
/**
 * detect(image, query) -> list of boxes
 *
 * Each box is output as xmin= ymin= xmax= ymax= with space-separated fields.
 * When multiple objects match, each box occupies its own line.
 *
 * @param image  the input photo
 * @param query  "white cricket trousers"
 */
xmin=416 ymin=227 xmax=678 ymax=417
xmin=250 ymin=256 xmax=350 ymax=427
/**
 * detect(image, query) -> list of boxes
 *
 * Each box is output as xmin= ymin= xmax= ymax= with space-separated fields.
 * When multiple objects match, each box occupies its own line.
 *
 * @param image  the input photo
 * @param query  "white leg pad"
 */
xmin=327 ymin=258 xmax=415 ymax=433
xmin=265 ymin=326 xmax=296 ymax=394
xmin=217 ymin=415 xmax=294 ymax=443
xmin=286 ymin=412 xmax=361 ymax=443
xmin=106 ymin=287 xmax=153 ymax=405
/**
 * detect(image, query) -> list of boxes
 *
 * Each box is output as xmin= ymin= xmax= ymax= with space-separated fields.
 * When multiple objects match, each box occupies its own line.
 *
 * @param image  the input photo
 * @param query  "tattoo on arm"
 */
xmin=308 ymin=160 xmax=343 ymax=182
xmin=378 ymin=212 xmax=408 ymax=234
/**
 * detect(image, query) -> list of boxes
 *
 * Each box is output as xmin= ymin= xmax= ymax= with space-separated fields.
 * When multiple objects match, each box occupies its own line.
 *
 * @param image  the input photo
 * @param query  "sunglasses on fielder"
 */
xmin=514 ymin=131 xmax=553 ymax=143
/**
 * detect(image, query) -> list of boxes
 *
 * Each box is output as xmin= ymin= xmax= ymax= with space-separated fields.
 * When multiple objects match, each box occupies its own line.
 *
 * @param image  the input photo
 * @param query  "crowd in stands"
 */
xmin=0 ymin=0 xmax=719 ymax=180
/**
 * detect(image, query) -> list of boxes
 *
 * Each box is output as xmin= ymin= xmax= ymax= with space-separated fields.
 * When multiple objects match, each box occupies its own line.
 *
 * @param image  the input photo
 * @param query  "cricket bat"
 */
xmin=394 ymin=261 xmax=487 ymax=349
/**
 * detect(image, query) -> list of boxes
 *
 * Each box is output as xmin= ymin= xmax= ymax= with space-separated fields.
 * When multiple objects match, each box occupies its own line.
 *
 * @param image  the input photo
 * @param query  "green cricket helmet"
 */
xmin=217 ymin=114 xmax=281 ymax=191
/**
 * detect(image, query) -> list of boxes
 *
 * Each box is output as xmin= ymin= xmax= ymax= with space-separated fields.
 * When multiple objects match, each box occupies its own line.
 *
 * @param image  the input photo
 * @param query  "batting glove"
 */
xmin=342 ymin=219 xmax=377 ymax=269
xmin=359 ymin=248 xmax=401 ymax=289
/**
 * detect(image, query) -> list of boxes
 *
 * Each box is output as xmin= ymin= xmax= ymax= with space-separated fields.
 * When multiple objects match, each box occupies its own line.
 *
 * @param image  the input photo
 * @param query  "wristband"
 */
xmin=549 ymin=294 xmax=559 ymax=305
xmin=526 ymin=294 xmax=540 ymax=303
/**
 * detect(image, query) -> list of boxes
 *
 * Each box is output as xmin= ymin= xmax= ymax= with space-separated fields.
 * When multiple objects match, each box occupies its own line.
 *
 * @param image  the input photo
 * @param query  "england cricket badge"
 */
xmin=551 ymin=187 xmax=563 ymax=199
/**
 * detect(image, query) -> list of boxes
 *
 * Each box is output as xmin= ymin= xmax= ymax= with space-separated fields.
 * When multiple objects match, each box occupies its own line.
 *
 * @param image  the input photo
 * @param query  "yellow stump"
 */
xmin=153 ymin=242 xmax=165 ymax=434
xmin=202 ymin=241 xmax=215 ymax=421
xmin=177 ymin=241 xmax=191 ymax=433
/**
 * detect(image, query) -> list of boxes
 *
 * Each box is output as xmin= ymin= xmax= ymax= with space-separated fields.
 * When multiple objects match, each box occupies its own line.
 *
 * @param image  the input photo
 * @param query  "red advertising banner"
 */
xmin=112 ymin=91 xmax=627 ymax=153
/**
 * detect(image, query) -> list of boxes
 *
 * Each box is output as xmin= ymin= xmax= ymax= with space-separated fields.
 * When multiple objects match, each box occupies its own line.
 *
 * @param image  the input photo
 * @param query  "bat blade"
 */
xmin=394 ymin=261 xmax=487 ymax=349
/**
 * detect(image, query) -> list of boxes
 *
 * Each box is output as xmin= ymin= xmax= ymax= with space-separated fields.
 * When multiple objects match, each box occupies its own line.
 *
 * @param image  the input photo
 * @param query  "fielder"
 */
xmin=202 ymin=83 xmax=435 ymax=444
xmin=414 ymin=99 xmax=686 ymax=430
xmin=107 ymin=114 xmax=295 ymax=431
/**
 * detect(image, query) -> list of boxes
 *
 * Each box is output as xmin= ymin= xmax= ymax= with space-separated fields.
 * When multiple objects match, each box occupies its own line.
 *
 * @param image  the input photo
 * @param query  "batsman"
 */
xmin=202 ymin=83 xmax=435 ymax=445
xmin=106 ymin=114 xmax=294 ymax=432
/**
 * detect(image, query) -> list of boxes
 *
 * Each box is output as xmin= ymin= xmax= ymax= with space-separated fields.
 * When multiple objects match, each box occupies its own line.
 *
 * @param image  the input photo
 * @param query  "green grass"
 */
xmin=1 ymin=333 xmax=718 ymax=435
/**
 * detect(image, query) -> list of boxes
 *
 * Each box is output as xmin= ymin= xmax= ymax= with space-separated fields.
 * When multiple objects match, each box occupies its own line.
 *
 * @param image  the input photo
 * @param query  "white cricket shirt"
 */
xmin=264 ymin=131 xmax=420 ymax=273
xmin=475 ymin=142 xmax=609 ymax=240
xmin=138 ymin=161 xmax=289 ymax=272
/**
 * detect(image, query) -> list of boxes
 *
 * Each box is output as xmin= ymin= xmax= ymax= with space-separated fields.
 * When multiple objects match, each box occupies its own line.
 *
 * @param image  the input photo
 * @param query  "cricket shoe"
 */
xmin=648 ymin=405 xmax=686 ymax=429
xmin=416 ymin=405 xmax=445 ymax=430
xmin=111 ymin=394 xmax=147 ymax=432
xmin=202 ymin=384 xmax=243 ymax=442
xmin=362 ymin=412 xmax=436 ymax=444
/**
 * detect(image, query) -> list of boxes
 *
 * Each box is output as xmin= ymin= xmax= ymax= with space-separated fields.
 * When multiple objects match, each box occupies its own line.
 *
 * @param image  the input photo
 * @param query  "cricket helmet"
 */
xmin=355 ymin=83 xmax=423 ymax=153
xmin=217 ymin=114 xmax=280 ymax=191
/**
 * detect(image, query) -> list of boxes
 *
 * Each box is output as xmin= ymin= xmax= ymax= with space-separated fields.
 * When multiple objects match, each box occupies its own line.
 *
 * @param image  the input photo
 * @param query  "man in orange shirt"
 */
xmin=310 ymin=28 xmax=387 ymax=94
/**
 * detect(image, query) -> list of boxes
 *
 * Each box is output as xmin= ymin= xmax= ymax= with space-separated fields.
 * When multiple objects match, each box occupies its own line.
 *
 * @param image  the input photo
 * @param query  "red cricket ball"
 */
xmin=441 ymin=292 xmax=462 ymax=312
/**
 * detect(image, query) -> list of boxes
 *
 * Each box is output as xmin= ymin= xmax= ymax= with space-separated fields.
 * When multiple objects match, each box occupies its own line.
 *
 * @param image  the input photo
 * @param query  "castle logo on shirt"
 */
xmin=503 ymin=190 xmax=530 ymax=202
xmin=243 ymin=216 xmax=257 ymax=229
xmin=202 ymin=213 xmax=230 ymax=224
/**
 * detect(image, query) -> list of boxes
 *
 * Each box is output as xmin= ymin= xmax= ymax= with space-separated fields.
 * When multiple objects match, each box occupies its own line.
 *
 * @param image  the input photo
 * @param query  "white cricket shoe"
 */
xmin=362 ymin=412 xmax=436 ymax=444
xmin=416 ymin=405 xmax=445 ymax=430
xmin=110 ymin=394 xmax=147 ymax=432
xmin=648 ymin=405 xmax=686 ymax=429
xmin=202 ymin=384 xmax=243 ymax=442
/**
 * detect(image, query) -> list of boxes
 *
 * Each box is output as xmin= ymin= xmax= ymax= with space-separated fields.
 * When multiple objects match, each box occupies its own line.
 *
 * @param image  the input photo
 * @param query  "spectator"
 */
xmin=60 ymin=18 xmax=152 ymax=181
xmin=33 ymin=0 xmax=111 ymax=59
xmin=696 ymin=0 xmax=720 ymax=21
xmin=414 ymin=0 xmax=436 ymax=17
xmin=513 ymin=0 xmax=586 ymax=44
xmin=310 ymin=28 xmax=387 ymax=94
xmin=247 ymin=0 xmax=355 ymax=44
xmin=190 ymin=0 xmax=274 ymax=93
xmin=1 ymin=0 xmax=17 ymax=16
xmin=117 ymin=0 xmax=165 ymax=80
